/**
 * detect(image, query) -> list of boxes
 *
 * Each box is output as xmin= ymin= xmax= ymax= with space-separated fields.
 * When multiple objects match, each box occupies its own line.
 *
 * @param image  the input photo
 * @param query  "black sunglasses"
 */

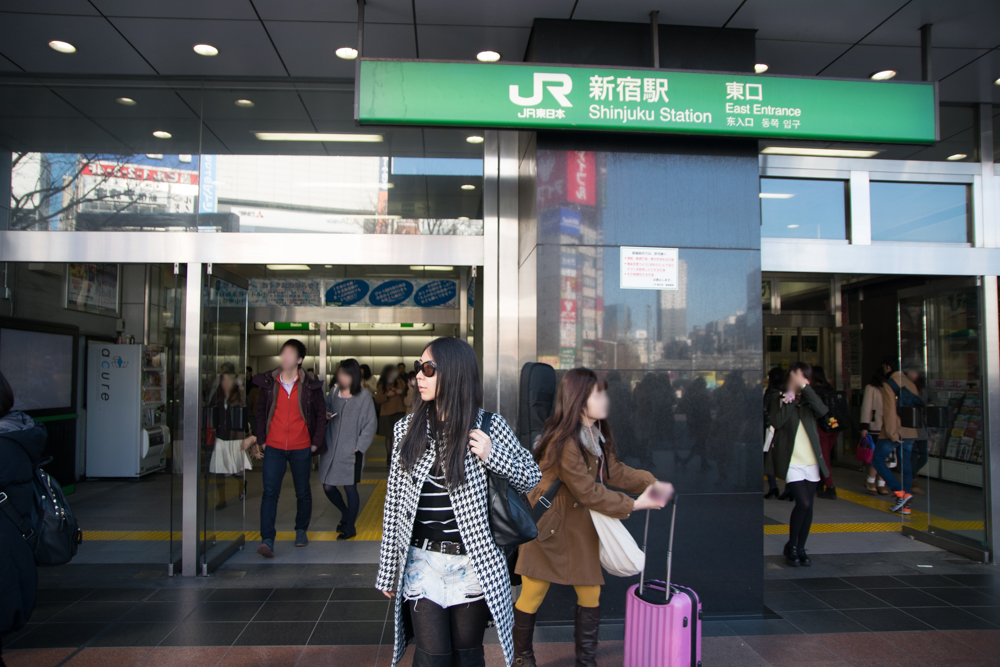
xmin=414 ymin=360 xmax=437 ymax=378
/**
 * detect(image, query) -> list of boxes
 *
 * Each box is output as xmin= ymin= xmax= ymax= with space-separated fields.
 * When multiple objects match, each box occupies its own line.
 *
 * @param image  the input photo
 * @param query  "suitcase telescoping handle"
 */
xmin=640 ymin=494 xmax=677 ymax=602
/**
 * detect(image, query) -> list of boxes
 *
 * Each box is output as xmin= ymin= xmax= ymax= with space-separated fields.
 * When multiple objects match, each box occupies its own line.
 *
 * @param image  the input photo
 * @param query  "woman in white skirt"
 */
xmin=766 ymin=361 xmax=831 ymax=568
xmin=208 ymin=370 xmax=254 ymax=508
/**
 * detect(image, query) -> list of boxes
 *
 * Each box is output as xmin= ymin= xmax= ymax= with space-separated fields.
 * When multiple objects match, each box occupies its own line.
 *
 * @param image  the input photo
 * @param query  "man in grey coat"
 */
xmin=319 ymin=359 xmax=377 ymax=540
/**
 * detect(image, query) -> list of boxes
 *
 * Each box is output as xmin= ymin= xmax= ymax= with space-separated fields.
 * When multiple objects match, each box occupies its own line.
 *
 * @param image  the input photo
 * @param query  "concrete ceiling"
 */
xmin=0 ymin=0 xmax=997 ymax=156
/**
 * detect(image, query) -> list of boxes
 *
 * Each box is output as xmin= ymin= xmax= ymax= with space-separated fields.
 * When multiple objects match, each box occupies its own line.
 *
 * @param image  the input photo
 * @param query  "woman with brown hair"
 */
xmin=513 ymin=368 xmax=673 ymax=667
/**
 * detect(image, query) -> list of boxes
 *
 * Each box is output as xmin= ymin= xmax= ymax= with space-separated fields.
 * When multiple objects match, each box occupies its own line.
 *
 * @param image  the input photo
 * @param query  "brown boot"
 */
xmin=574 ymin=605 xmax=600 ymax=667
xmin=513 ymin=607 xmax=537 ymax=667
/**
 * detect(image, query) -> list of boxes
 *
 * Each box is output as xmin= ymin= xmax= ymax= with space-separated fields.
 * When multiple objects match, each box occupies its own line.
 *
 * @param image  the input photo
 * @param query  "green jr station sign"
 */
xmin=357 ymin=60 xmax=937 ymax=144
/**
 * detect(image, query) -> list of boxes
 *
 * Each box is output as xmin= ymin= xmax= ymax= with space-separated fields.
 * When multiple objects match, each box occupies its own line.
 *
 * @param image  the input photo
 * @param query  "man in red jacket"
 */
xmin=252 ymin=339 xmax=327 ymax=557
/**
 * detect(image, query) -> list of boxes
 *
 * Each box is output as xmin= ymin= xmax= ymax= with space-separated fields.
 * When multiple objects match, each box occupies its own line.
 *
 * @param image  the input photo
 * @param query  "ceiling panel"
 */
xmin=572 ymin=0 xmax=742 ymax=26
xmin=109 ymin=17 xmax=288 ymax=76
xmin=263 ymin=21 xmax=356 ymax=78
xmin=415 ymin=25 xmax=531 ymax=62
xmin=938 ymin=50 xmax=1000 ymax=104
xmin=178 ymin=89 xmax=312 ymax=122
xmin=51 ymin=86 xmax=200 ymax=119
xmin=0 ymin=116 xmax=131 ymax=153
xmin=859 ymin=0 xmax=1000 ymax=49
xmin=91 ymin=0 xmax=257 ymax=20
xmin=297 ymin=90 xmax=355 ymax=122
xmin=728 ymin=0 xmax=905 ymax=43
xmin=0 ymin=2 xmax=98 ymax=15
xmin=254 ymin=0 xmax=411 ymax=23
xmin=86 ymin=117 xmax=206 ymax=153
xmin=421 ymin=128 xmax=489 ymax=157
xmin=365 ymin=23 xmax=417 ymax=59
xmin=0 ymin=53 xmax=21 ymax=71
xmin=415 ymin=0 xmax=574 ymax=28
xmin=0 ymin=86 xmax=85 ymax=118
xmin=755 ymin=40 xmax=850 ymax=76
xmin=0 ymin=14 xmax=156 ymax=74
xmin=818 ymin=44 xmax=987 ymax=84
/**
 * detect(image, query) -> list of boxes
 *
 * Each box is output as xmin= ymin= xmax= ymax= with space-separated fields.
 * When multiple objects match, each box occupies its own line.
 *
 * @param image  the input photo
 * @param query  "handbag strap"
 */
xmin=0 ymin=490 xmax=33 ymax=539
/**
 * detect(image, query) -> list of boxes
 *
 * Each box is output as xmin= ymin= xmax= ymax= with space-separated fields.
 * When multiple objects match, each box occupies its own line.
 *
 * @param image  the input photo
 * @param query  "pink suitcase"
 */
xmin=624 ymin=499 xmax=702 ymax=667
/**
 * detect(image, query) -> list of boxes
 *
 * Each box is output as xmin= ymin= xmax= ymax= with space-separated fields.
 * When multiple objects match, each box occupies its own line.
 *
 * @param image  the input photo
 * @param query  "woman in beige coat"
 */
xmin=860 ymin=363 xmax=888 ymax=495
xmin=513 ymin=368 xmax=673 ymax=667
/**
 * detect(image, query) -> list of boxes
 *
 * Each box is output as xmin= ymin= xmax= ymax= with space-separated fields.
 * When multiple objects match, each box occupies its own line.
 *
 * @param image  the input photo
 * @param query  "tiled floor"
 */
xmin=4 ymin=572 xmax=999 ymax=666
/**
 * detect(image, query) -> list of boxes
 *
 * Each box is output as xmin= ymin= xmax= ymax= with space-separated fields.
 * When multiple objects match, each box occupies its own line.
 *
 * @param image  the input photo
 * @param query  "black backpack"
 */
xmin=0 ymin=456 xmax=82 ymax=566
xmin=517 ymin=362 xmax=556 ymax=450
xmin=815 ymin=388 xmax=849 ymax=433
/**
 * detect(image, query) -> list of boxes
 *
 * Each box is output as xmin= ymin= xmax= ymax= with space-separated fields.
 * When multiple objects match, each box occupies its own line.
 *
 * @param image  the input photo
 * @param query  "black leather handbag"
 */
xmin=481 ymin=412 xmax=538 ymax=585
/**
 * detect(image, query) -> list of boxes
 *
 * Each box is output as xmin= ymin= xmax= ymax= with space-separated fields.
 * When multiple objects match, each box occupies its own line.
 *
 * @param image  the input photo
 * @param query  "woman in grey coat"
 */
xmin=320 ymin=358 xmax=377 ymax=540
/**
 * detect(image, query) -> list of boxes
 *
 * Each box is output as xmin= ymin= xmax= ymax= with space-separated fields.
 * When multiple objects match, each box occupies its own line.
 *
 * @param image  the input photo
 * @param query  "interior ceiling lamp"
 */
xmin=760 ymin=147 xmax=881 ymax=158
xmin=255 ymin=132 xmax=383 ymax=142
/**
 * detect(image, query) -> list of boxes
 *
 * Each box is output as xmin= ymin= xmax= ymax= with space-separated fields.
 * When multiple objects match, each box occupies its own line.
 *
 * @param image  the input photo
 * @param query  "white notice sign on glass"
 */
xmin=620 ymin=246 xmax=679 ymax=290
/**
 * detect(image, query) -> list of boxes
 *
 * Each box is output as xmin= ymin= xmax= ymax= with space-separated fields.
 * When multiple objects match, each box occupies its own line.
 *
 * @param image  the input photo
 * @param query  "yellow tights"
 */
xmin=515 ymin=575 xmax=601 ymax=613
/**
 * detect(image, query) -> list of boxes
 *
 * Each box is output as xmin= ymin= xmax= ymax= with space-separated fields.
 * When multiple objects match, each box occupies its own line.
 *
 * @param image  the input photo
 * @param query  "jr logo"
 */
xmin=509 ymin=73 xmax=573 ymax=107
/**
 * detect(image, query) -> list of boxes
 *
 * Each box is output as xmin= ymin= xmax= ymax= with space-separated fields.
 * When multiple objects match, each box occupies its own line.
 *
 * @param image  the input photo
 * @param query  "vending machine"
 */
xmin=86 ymin=343 xmax=169 ymax=478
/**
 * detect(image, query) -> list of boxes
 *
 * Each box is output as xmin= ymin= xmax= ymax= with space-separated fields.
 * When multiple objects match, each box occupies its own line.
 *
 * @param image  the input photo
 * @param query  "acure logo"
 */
xmin=509 ymin=73 xmax=573 ymax=107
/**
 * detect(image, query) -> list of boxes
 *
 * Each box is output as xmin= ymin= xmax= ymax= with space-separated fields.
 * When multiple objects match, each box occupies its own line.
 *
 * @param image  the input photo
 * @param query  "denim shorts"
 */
xmin=401 ymin=546 xmax=484 ymax=608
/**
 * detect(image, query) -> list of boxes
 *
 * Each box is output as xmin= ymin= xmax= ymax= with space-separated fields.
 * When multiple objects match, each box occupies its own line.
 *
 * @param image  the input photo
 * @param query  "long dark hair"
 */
xmin=337 ymin=358 xmax=362 ymax=396
xmin=766 ymin=366 xmax=784 ymax=391
xmin=398 ymin=337 xmax=482 ymax=490
xmin=214 ymin=372 xmax=242 ymax=407
xmin=377 ymin=364 xmax=398 ymax=392
xmin=812 ymin=365 xmax=828 ymax=386
xmin=869 ymin=364 xmax=887 ymax=388
xmin=785 ymin=361 xmax=813 ymax=392
xmin=533 ymin=368 xmax=617 ymax=472
xmin=0 ymin=372 xmax=14 ymax=419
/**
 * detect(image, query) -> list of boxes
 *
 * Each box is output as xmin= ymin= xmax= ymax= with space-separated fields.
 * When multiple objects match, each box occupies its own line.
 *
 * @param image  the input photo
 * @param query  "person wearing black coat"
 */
xmin=0 ymin=372 xmax=48 ymax=665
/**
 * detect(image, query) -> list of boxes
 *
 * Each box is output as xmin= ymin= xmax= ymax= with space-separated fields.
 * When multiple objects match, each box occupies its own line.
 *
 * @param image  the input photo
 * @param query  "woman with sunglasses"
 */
xmin=376 ymin=337 xmax=542 ymax=667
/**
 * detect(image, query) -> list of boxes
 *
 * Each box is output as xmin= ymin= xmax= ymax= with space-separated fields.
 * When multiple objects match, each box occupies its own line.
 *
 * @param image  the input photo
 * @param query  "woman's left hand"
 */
xmin=468 ymin=428 xmax=492 ymax=462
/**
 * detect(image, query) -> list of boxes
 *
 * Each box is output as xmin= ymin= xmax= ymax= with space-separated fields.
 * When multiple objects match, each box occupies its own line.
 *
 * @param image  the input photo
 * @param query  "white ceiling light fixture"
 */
xmin=787 ymin=224 xmax=800 ymax=229
xmin=116 ymin=97 xmax=137 ymax=106
xmin=335 ymin=46 xmax=359 ymax=60
xmin=152 ymin=130 xmax=172 ymax=139
xmin=870 ymin=70 xmax=896 ymax=81
xmin=460 ymin=184 xmax=476 ymax=190
xmin=759 ymin=193 xmax=794 ymax=199
xmin=193 ymin=44 xmax=219 ymax=56
xmin=255 ymin=132 xmax=383 ymax=142
xmin=234 ymin=99 xmax=255 ymax=108
xmin=48 ymin=40 xmax=76 ymax=54
xmin=466 ymin=135 xmax=484 ymax=144
xmin=266 ymin=264 xmax=311 ymax=271
xmin=477 ymin=50 xmax=501 ymax=62
xmin=754 ymin=63 xmax=769 ymax=74
xmin=761 ymin=146 xmax=881 ymax=158
xmin=946 ymin=153 xmax=968 ymax=161
xmin=995 ymin=77 xmax=1000 ymax=86
xmin=409 ymin=266 xmax=454 ymax=272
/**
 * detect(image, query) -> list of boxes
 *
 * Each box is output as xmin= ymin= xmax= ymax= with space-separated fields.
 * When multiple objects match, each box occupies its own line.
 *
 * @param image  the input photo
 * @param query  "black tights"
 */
xmin=786 ymin=480 xmax=817 ymax=550
xmin=408 ymin=598 xmax=489 ymax=656
xmin=323 ymin=484 xmax=359 ymax=532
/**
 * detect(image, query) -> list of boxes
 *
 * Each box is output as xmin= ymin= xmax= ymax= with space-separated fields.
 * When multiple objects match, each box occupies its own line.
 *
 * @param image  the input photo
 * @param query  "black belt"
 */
xmin=411 ymin=536 xmax=466 ymax=556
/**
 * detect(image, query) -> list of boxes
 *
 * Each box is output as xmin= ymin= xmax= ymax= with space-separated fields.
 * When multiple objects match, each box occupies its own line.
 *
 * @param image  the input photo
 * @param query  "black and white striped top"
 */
xmin=411 ymin=462 xmax=461 ymax=545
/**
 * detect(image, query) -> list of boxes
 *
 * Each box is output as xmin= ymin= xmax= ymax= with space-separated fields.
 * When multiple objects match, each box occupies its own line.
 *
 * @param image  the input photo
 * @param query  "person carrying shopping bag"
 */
xmin=319 ymin=359 xmax=377 ymax=541
xmin=513 ymin=368 xmax=673 ymax=667
xmin=376 ymin=337 xmax=542 ymax=667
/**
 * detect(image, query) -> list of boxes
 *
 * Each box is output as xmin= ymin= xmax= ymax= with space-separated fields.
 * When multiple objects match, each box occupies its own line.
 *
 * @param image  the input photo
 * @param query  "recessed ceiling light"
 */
xmin=754 ymin=63 xmax=769 ymax=74
xmin=466 ymin=135 xmax=484 ymax=144
xmin=266 ymin=264 xmax=311 ymax=271
xmin=458 ymin=216 xmax=470 ymax=220
xmin=995 ymin=77 xmax=1000 ymax=86
xmin=48 ymin=40 xmax=76 ymax=54
xmin=234 ymin=99 xmax=255 ymax=108
xmin=193 ymin=44 xmax=219 ymax=57
xmin=116 ymin=97 xmax=137 ymax=106
xmin=870 ymin=70 xmax=896 ymax=81
xmin=335 ymin=46 xmax=358 ymax=60
xmin=787 ymin=224 xmax=800 ymax=229
xmin=946 ymin=153 xmax=968 ymax=161
xmin=152 ymin=130 xmax=172 ymax=139
xmin=409 ymin=266 xmax=454 ymax=271
xmin=324 ymin=265 xmax=333 ymax=268
xmin=759 ymin=193 xmax=794 ymax=199
xmin=254 ymin=132 xmax=383 ymax=142
xmin=460 ymin=184 xmax=476 ymax=190
xmin=477 ymin=50 xmax=501 ymax=62
xmin=761 ymin=147 xmax=881 ymax=158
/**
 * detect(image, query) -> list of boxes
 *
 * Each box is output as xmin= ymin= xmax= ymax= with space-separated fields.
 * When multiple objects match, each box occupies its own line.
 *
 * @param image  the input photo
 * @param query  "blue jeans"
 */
xmin=260 ymin=446 xmax=313 ymax=542
xmin=911 ymin=440 xmax=929 ymax=479
xmin=872 ymin=438 xmax=914 ymax=494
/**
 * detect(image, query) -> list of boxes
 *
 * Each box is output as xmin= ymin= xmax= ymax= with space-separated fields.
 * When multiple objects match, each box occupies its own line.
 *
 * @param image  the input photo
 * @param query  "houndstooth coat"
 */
xmin=376 ymin=409 xmax=542 ymax=666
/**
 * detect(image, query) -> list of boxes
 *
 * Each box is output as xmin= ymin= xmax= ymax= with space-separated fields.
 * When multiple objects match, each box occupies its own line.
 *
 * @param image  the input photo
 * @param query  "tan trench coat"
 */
xmin=515 ymin=436 xmax=656 ymax=586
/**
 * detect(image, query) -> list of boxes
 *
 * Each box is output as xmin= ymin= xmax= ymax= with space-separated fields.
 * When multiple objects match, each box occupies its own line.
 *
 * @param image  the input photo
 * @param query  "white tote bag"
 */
xmin=590 ymin=509 xmax=645 ymax=577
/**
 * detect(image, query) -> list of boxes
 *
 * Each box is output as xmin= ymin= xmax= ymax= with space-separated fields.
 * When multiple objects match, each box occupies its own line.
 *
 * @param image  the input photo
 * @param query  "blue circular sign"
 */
xmin=369 ymin=280 xmax=415 ymax=306
xmin=326 ymin=280 xmax=370 ymax=306
xmin=414 ymin=280 xmax=457 ymax=307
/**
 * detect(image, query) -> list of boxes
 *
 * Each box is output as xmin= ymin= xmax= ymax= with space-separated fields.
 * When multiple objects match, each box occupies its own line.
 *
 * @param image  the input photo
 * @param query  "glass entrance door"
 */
xmin=898 ymin=279 xmax=987 ymax=560
xmin=200 ymin=268 xmax=249 ymax=574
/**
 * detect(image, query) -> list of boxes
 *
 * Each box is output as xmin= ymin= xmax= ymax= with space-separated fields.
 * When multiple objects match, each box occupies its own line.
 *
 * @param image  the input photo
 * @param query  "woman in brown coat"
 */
xmin=513 ymin=368 xmax=673 ymax=667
